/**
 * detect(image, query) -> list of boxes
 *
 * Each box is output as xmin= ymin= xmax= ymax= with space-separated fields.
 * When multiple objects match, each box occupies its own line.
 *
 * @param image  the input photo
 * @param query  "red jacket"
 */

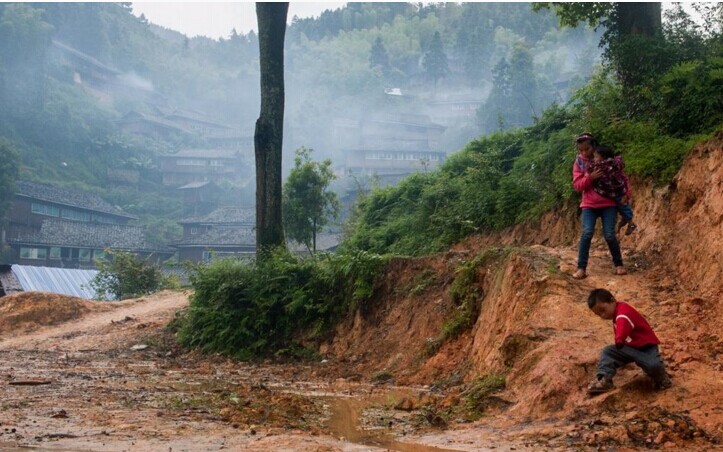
xmin=573 ymin=156 xmax=632 ymax=209
xmin=612 ymin=302 xmax=660 ymax=348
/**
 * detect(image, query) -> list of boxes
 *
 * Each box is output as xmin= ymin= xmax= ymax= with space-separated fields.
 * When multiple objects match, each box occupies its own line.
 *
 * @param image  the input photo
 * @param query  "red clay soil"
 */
xmin=319 ymin=136 xmax=723 ymax=450
xmin=0 ymin=292 xmax=114 ymax=337
xmin=0 ymin=136 xmax=720 ymax=451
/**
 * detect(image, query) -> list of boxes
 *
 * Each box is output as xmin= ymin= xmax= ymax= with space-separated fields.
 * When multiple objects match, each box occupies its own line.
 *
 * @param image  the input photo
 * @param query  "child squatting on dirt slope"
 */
xmin=589 ymin=145 xmax=638 ymax=236
xmin=587 ymin=289 xmax=672 ymax=395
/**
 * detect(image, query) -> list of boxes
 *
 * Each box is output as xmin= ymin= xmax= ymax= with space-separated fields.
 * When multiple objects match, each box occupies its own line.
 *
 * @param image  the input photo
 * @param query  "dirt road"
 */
xmin=0 ymin=291 xmax=528 ymax=452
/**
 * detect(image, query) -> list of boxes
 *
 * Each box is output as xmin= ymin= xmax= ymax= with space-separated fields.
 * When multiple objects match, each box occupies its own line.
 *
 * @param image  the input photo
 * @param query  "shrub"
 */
xmin=177 ymin=249 xmax=388 ymax=359
xmin=89 ymin=250 xmax=165 ymax=300
xmin=658 ymin=56 xmax=723 ymax=136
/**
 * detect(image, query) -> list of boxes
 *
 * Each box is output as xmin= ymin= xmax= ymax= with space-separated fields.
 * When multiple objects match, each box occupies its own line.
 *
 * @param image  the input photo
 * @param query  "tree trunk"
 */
xmin=615 ymin=2 xmax=661 ymax=37
xmin=255 ymin=2 xmax=289 ymax=256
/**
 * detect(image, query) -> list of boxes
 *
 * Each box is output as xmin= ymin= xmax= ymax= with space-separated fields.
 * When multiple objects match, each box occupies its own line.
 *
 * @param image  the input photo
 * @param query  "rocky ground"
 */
xmin=0 ymin=291 xmax=531 ymax=451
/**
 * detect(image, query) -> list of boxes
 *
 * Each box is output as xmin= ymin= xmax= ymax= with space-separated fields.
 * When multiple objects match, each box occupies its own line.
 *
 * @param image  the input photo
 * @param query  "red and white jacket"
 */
xmin=612 ymin=301 xmax=660 ymax=348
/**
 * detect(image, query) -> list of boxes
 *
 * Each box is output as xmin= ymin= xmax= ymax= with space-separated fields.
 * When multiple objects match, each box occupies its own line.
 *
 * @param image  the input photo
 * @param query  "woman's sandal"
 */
xmin=572 ymin=269 xmax=588 ymax=279
xmin=615 ymin=266 xmax=627 ymax=275
xmin=625 ymin=223 xmax=638 ymax=235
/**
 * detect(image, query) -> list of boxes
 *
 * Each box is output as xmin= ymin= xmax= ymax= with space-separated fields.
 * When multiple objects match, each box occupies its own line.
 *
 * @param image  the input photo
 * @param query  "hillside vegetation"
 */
xmin=0 ymin=3 xmax=602 ymax=237
xmin=178 ymin=3 xmax=723 ymax=359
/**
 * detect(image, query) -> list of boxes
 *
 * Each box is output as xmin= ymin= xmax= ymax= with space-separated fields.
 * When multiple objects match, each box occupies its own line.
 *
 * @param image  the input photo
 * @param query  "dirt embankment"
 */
xmin=0 ymin=292 xmax=115 ymax=337
xmin=321 ymin=136 xmax=723 ymax=449
xmin=0 ymin=136 xmax=719 ymax=451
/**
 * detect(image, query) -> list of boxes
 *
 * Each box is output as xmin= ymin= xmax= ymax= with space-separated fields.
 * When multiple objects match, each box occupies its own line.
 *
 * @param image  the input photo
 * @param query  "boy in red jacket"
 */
xmin=587 ymin=288 xmax=672 ymax=394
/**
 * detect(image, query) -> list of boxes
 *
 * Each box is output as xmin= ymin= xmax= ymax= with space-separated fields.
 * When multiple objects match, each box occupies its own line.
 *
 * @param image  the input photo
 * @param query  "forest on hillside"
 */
xmin=0 ymin=2 xmax=605 ymax=246
xmin=1 ymin=2 xmax=721 ymax=255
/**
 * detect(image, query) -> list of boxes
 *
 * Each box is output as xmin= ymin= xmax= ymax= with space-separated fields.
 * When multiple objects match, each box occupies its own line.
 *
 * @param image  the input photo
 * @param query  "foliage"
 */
xmin=89 ymin=250 xmax=165 ymax=300
xmin=283 ymin=147 xmax=340 ymax=253
xmin=369 ymin=35 xmax=390 ymax=74
xmin=344 ymin=7 xmax=723 ymax=257
xmin=462 ymin=373 xmax=506 ymax=420
xmin=657 ymin=55 xmax=723 ymax=136
xmin=479 ymin=43 xmax=555 ymax=132
xmin=177 ymin=249 xmax=388 ymax=359
xmin=422 ymin=31 xmax=449 ymax=87
xmin=0 ymin=139 xmax=20 ymax=225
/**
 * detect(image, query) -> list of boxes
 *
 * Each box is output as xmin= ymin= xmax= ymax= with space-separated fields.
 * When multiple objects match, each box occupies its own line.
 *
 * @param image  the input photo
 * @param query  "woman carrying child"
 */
xmin=588 ymin=144 xmax=637 ymax=235
xmin=572 ymin=133 xmax=627 ymax=279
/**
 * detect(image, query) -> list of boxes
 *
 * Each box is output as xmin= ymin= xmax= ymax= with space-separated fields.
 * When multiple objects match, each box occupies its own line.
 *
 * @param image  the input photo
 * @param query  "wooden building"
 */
xmin=1 ymin=181 xmax=170 ymax=268
xmin=338 ymin=113 xmax=447 ymax=177
xmin=158 ymin=149 xmax=252 ymax=187
xmin=175 ymin=206 xmax=256 ymax=263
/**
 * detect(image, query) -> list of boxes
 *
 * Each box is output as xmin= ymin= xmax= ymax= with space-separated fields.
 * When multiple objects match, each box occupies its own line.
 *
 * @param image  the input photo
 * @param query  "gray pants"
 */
xmin=597 ymin=344 xmax=667 ymax=384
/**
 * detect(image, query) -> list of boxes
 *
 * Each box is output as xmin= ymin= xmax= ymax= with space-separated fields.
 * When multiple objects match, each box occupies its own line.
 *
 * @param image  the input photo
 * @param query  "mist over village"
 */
xmin=0 ymin=2 xmax=721 ymax=451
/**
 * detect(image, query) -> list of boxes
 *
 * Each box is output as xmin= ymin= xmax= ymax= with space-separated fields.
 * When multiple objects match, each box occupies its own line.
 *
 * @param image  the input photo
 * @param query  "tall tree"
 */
xmin=282 ymin=147 xmax=339 ymax=254
xmin=422 ymin=31 xmax=449 ymax=90
xmin=254 ymin=2 xmax=289 ymax=255
xmin=369 ymin=36 xmax=390 ymax=73
xmin=533 ymin=2 xmax=662 ymax=87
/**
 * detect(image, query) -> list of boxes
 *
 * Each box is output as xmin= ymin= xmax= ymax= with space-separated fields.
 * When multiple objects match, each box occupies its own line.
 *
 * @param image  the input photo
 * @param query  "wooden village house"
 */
xmin=1 ymin=181 xmax=171 ymax=268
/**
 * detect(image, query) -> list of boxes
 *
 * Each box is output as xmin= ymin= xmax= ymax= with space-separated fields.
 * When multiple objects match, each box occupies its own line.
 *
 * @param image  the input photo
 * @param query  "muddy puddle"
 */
xmin=327 ymin=397 xmax=464 ymax=452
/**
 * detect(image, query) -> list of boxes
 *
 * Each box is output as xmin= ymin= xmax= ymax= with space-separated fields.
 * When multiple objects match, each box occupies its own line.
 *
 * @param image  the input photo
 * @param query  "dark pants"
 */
xmin=597 ymin=344 xmax=668 ymax=384
xmin=577 ymin=207 xmax=623 ymax=270
xmin=615 ymin=196 xmax=633 ymax=221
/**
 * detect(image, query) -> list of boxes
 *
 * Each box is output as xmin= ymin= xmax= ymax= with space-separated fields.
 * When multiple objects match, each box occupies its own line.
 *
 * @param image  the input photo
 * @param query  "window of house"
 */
xmin=202 ymin=251 xmax=212 ymax=262
xmin=190 ymin=227 xmax=198 ymax=235
xmin=93 ymin=249 xmax=106 ymax=261
xmin=49 ymin=247 xmax=61 ymax=260
xmin=20 ymin=247 xmax=47 ymax=259
xmin=79 ymin=248 xmax=91 ymax=261
xmin=31 ymin=203 xmax=60 ymax=217
xmin=61 ymin=209 xmax=91 ymax=222
xmin=177 ymin=159 xmax=206 ymax=166
xmin=91 ymin=214 xmax=119 ymax=224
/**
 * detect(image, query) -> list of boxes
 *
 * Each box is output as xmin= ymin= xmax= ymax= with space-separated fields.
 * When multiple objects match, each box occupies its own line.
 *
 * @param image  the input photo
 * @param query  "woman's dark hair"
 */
xmin=594 ymin=145 xmax=615 ymax=160
xmin=588 ymin=288 xmax=615 ymax=308
xmin=576 ymin=132 xmax=598 ymax=147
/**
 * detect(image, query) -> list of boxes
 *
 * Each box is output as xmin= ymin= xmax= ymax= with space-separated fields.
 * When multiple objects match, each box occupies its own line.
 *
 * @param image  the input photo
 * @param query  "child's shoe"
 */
xmin=655 ymin=373 xmax=672 ymax=390
xmin=587 ymin=377 xmax=614 ymax=395
xmin=625 ymin=222 xmax=638 ymax=235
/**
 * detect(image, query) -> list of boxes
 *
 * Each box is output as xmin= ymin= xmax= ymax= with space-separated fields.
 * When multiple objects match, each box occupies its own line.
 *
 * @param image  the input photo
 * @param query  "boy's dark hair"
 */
xmin=587 ymin=288 xmax=616 ymax=308
xmin=594 ymin=145 xmax=615 ymax=160
xmin=576 ymin=132 xmax=598 ymax=146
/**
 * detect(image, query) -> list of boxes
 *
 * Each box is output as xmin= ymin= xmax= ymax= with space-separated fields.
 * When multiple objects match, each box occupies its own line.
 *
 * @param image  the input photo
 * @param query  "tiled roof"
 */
xmin=16 ymin=181 xmax=137 ymax=219
xmin=176 ymin=227 xmax=255 ymax=247
xmin=177 ymin=181 xmax=213 ymax=189
xmin=367 ymin=113 xmax=446 ymax=130
xmin=51 ymin=40 xmax=121 ymax=76
xmin=119 ymin=111 xmax=192 ymax=133
xmin=179 ymin=206 xmax=255 ymax=225
xmin=10 ymin=219 xmax=171 ymax=253
xmin=161 ymin=149 xmax=241 ymax=159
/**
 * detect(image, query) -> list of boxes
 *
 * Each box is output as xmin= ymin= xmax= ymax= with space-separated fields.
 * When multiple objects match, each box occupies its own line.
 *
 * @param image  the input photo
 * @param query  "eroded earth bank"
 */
xmin=1 ymin=139 xmax=721 ymax=451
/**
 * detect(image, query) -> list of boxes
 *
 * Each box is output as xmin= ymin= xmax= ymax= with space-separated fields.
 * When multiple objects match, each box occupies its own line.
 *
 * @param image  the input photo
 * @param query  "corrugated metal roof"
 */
xmin=10 ymin=265 xmax=108 ymax=300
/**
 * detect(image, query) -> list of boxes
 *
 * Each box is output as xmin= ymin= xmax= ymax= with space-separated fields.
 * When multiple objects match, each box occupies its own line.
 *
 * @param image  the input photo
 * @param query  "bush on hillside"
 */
xmin=176 ymin=250 xmax=387 ymax=359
